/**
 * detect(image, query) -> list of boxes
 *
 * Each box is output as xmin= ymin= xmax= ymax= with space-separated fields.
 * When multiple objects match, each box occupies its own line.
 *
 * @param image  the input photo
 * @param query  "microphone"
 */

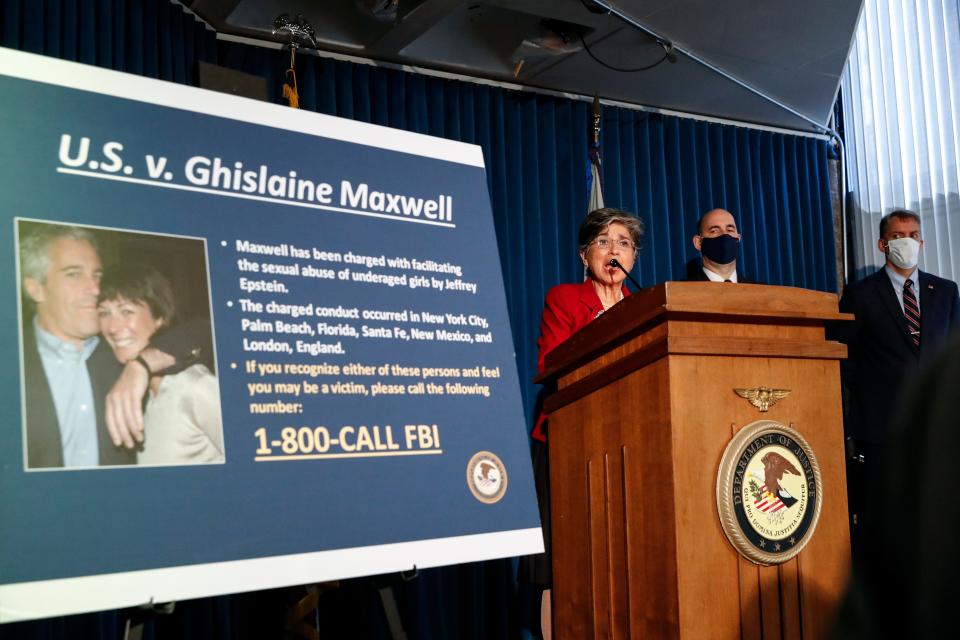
xmin=609 ymin=259 xmax=641 ymax=290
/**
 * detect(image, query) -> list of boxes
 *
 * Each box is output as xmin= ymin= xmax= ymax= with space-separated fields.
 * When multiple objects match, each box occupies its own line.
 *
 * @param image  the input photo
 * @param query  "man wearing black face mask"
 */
xmin=686 ymin=208 xmax=750 ymax=282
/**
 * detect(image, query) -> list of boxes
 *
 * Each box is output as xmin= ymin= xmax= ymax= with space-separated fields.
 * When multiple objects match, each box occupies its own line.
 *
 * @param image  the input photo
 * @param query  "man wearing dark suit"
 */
xmin=685 ymin=208 xmax=752 ymax=283
xmin=835 ymin=209 xmax=959 ymax=548
xmin=20 ymin=223 xmax=206 ymax=468
xmin=20 ymin=224 xmax=127 ymax=468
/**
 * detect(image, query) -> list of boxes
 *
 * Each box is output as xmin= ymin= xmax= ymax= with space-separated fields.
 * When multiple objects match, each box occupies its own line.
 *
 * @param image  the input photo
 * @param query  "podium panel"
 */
xmin=538 ymin=283 xmax=851 ymax=639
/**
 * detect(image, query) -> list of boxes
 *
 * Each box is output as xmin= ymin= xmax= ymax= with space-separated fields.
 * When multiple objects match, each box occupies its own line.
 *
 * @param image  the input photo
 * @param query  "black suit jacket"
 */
xmin=835 ymin=268 xmax=960 ymax=445
xmin=23 ymin=322 xmax=135 ymax=468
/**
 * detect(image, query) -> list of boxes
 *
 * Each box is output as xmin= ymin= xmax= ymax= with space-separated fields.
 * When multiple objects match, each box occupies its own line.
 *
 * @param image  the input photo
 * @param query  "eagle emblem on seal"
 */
xmin=734 ymin=387 xmax=791 ymax=412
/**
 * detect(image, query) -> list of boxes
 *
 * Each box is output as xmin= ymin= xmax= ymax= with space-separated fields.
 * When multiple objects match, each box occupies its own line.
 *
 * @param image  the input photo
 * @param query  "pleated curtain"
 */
xmin=1 ymin=1 xmax=836 ymax=638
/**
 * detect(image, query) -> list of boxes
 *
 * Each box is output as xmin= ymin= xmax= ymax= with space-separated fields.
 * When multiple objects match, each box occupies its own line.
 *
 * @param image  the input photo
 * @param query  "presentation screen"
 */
xmin=0 ymin=47 xmax=541 ymax=623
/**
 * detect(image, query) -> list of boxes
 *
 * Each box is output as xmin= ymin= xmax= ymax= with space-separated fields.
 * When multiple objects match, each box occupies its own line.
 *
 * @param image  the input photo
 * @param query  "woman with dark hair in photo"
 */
xmin=96 ymin=263 xmax=224 ymax=465
xmin=519 ymin=207 xmax=644 ymax=639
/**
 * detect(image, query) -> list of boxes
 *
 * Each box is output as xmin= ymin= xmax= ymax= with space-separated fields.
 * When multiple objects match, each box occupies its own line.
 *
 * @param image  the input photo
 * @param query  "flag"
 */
xmin=587 ymin=94 xmax=604 ymax=211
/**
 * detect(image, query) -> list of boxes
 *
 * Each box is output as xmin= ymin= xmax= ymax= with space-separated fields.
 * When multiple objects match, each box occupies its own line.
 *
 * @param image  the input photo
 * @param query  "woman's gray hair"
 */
xmin=19 ymin=223 xmax=98 ymax=283
xmin=577 ymin=207 xmax=645 ymax=254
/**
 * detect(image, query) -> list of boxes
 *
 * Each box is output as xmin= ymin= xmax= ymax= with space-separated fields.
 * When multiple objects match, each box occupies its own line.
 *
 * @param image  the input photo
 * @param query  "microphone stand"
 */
xmin=609 ymin=258 xmax=641 ymax=290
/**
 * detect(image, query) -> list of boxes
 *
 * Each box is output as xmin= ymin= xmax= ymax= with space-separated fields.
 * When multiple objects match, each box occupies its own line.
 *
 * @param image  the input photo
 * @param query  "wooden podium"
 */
xmin=536 ymin=282 xmax=851 ymax=639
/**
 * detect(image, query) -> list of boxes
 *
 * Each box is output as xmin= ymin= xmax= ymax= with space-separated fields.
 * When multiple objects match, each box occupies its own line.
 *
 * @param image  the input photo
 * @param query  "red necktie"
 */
xmin=903 ymin=279 xmax=921 ymax=348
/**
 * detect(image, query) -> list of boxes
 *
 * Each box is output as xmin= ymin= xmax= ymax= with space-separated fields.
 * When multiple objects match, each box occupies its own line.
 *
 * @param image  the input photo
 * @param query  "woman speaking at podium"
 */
xmin=519 ymin=207 xmax=644 ymax=639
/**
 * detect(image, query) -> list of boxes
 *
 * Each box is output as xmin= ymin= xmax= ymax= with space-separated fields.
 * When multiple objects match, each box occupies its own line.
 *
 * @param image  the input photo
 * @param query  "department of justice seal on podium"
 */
xmin=716 ymin=420 xmax=823 ymax=565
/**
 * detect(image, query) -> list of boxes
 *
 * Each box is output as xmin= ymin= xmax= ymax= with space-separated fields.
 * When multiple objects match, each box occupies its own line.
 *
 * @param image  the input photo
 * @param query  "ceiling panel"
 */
xmin=187 ymin=0 xmax=864 ymax=133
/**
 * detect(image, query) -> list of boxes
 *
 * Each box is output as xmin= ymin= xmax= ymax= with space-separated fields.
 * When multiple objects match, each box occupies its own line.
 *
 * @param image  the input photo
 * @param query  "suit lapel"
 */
xmin=917 ymin=271 xmax=942 ymax=353
xmin=23 ymin=325 xmax=65 ymax=467
xmin=918 ymin=270 xmax=935 ymax=317
xmin=873 ymin=270 xmax=914 ymax=350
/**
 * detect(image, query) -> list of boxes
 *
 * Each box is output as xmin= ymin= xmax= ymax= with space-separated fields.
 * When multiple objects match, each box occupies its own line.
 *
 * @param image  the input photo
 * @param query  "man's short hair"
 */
xmin=695 ymin=209 xmax=738 ymax=236
xmin=98 ymin=263 xmax=176 ymax=325
xmin=879 ymin=209 xmax=921 ymax=238
xmin=578 ymin=207 xmax=645 ymax=254
xmin=19 ymin=223 xmax=98 ymax=284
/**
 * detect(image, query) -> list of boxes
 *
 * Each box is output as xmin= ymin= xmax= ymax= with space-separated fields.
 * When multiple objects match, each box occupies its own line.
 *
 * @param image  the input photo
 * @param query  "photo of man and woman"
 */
xmin=17 ymin=218 xmax=224 ymax=470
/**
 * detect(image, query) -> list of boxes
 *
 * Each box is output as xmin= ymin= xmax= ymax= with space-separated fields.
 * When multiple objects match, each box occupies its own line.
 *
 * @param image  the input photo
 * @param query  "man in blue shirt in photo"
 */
xmin=20 ymin=225 xmax=106 ymax=467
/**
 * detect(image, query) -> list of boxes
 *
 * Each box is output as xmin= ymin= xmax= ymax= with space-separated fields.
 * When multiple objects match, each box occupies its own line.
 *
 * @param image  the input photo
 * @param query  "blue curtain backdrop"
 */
xmin=1 ymin=1 xmax=836 ymax=638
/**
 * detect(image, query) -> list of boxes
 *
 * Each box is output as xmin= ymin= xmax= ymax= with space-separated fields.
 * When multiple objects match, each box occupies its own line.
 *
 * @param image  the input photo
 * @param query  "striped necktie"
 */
xmin=903 ymin=279 xmax=921 ymax=348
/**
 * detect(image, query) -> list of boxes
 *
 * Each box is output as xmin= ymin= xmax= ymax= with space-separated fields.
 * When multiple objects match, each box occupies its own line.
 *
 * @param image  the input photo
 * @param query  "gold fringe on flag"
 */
xmin=283 ymin=68 xmax=299 ymax=109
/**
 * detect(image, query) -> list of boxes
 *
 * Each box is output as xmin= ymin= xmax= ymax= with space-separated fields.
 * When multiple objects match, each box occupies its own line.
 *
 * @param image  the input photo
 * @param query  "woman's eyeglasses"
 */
xmin=591 ymin=238 xmax=635 ymax=251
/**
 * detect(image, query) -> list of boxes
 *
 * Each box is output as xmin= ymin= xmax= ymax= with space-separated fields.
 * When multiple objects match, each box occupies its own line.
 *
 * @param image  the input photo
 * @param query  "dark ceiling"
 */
xmin=185 ymin=0 xmax=864 ymax=133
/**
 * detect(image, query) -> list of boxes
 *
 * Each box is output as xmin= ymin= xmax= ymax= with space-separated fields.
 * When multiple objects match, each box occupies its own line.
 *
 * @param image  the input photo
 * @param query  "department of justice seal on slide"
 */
xmin=467 ymin=451 xmax=508 ymax=504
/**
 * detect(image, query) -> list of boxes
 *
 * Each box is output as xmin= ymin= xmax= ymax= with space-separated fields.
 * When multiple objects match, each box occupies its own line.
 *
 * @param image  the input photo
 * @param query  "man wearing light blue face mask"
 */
xmin=834 ymin=208 xmax=959 ymax=557
xmin=686 ymin=208 xmax=753 ymax=283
